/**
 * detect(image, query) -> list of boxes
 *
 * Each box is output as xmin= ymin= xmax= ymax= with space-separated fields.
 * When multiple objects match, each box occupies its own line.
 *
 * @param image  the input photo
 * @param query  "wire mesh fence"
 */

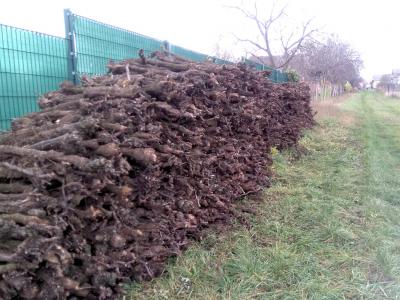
xmin=68 ymin=11 xmax=232 ymax=73
xmin=243 ymin=58 xmax=288 ymax=83
xmin=69 ymin=12 xmax=164 ymax=77
xmin=170 ymin=44 xmax=208 ymax=62
xmin=0 ymin=10 xmax=289 ymax=130
xmin=0 ymin=24 xmax=69 ymax=130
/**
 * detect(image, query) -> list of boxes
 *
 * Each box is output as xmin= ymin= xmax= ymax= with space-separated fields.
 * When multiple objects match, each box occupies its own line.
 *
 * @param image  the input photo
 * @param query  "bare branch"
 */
xmin=279 ymin=29 xmax=319 ymax=69
xmin=234 ymin=35 xmax=269 ymax=53
xmin=285 ymin=19 xmax=316 ymax=50
xmin=230 ymin=1 xmax=317 ymax=69
xmin=269 ymin=2 xmax=287 ymax=24
xmin=246 ymin=51 xmax=268 ymax=65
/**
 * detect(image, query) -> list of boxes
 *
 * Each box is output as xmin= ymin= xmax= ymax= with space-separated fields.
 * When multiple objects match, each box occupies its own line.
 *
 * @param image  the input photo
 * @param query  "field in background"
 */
xmin=126 ymin=92 xmax=400 ymax=299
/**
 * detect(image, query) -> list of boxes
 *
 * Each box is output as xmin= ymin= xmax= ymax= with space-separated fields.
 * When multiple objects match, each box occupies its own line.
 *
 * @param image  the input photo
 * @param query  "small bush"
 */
xmin=344 ymin=81 xmax=353 ymax=92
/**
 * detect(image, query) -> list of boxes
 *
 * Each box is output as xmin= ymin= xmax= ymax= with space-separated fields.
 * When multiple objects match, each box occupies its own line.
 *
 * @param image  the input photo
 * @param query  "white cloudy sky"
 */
xmin=1 ymin=0 xmax=399 ymax=80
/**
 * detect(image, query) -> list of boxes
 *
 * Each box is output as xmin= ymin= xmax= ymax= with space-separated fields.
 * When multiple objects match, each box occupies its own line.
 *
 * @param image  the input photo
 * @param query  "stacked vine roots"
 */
xmin=0 ymin=51 xmax=313 ymax=299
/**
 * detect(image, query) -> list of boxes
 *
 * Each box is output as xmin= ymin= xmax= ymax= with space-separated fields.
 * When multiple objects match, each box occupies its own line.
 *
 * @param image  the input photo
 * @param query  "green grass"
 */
xmin=126 ymin=92 xmax=400 ymax=299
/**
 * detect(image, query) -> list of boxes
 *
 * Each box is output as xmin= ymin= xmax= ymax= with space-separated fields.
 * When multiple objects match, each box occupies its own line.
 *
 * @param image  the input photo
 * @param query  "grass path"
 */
xmin=127 ymin=92 xmax=400 ymax=299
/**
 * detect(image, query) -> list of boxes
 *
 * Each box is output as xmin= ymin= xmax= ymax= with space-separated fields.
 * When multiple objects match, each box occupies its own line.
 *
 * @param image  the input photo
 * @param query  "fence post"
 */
xmin=64 ymin=9 xmax=78 ymax=84
xmin=163 ymin=40 xmax=171 ymax=52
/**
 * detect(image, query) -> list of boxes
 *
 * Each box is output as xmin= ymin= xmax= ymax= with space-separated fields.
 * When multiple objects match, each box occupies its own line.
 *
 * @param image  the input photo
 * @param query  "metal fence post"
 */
xmin=64 ymin=9 xmax=78 ymax=84
xmin=163 ymin=40 xmax=171 ymax=52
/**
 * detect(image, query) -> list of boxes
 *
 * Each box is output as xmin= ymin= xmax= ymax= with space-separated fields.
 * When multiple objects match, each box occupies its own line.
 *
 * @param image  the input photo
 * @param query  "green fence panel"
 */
xmin=170 ymin=44 xmax=208 ymax=62
xmin=0 ymin=24 xmax=69 ymax=131
xmin=70 ymin=13 xmax=235 ymax=76
xmin=214 ymin=57 xmax=233 ymax=65
xmin=71 ymin=14 xmax=164 ymax=77
xmin=169 ymin=44 xmax=233 ymax=65
xmin=243 ymin=58 xmax=288 ymax=83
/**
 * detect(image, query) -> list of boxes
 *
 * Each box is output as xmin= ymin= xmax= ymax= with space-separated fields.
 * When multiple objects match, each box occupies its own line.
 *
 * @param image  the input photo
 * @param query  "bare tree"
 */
xmin=231 ymin=1 xmax=318 ymax=69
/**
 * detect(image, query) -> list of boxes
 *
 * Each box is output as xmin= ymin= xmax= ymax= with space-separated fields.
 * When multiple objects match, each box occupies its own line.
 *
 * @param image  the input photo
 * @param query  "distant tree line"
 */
xmin=291 ymin=37 xmax=363 ymax=87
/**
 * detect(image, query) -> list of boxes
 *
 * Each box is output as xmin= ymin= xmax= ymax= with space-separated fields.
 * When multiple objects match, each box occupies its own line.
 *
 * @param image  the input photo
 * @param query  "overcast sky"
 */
xmin=1 ymin=0 xmax=399 ymax=80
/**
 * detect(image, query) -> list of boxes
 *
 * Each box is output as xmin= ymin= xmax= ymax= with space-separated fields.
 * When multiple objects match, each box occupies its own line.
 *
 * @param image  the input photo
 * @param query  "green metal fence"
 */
xmin=67 ymin=10 xmax=231 ymax=72
xmin=169 ymin=45 xmax=233 ymax=65
xmin=67 ymin=11 xmax=164 ymax=78
xmin=0 ymin=24 xmax=69 ymax=130
xmin=243 ymin=58 xmax=288 ymax=83
xmin=214 ymin=58 xmax=233 ymax=65
xmin=0 ymin=10 xmax=289 ymax=130
xmin=170 ymin=44 xmax=208 ymax=62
